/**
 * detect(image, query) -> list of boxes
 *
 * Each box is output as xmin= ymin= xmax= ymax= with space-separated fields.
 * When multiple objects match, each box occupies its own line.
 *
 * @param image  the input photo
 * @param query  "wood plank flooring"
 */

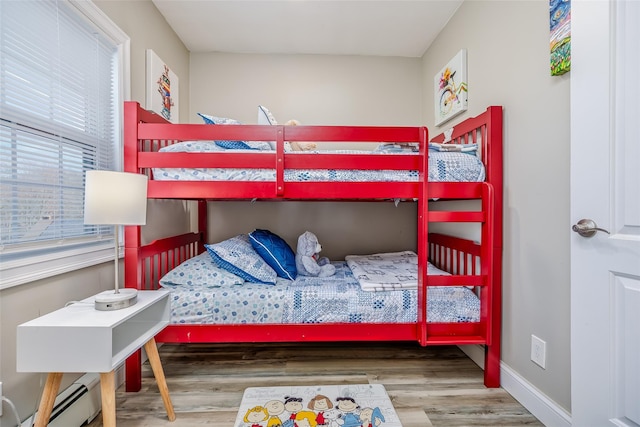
xmin=87 ymin=342 xmax=544 ymax=427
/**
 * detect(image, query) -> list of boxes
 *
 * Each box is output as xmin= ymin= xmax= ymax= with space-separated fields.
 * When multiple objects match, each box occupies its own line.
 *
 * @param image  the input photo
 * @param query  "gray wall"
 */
xmin=422 ymin=1 xmax=571 ymax=411
xmin=190 ymin=52 xmax=423 ymax=254
xmin=190 ymin=53 xmax=421 ymax=127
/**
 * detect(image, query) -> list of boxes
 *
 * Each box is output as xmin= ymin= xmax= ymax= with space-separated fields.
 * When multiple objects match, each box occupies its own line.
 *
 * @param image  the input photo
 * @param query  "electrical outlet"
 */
xmin=531 ymin=335 xmax=547 ymax=369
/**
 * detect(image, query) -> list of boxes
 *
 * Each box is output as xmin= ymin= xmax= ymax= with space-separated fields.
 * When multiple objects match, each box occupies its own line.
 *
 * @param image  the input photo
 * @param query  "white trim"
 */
xmin=458 ymin=343 xmax=485 ymax=368
xmin=501 ymin=363 xmax=572 ymax=427
xmin=121 ymin=39 xmax=132 ymax=101
xmin=66 ymin=0 xmax=131 ymax=100
xmin=0 ymin=245 xmax=117 ymax=290
xmin=68 ymin=0 xmax=128 ymax=43
xmin=458 ymin=345 xmax=572 ymax=427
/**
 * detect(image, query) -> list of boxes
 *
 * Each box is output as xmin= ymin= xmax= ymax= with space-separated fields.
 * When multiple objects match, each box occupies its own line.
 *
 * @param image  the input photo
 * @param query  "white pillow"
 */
xmin=257 ymin=105 xmax=278 ymax=125
xmin=257 ymin=105 xmax=292 ymax=151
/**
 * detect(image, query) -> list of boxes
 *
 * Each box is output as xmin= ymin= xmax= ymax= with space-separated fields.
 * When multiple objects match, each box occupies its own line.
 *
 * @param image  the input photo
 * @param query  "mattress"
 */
xmin=151 ymin=141 xmax=486 ymax=183
xmin=163 ymin=262 xmax=480 ymax=325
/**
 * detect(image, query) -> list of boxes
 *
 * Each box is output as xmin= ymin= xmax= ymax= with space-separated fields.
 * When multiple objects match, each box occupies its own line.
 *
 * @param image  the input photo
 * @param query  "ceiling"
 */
xmin=151 ymin=0 xmax=463 ymax=58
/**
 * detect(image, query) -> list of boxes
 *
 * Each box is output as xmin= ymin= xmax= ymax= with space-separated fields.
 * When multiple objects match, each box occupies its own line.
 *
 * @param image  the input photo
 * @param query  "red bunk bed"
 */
xmin=122 ymin=102 xmax=503 ymax=390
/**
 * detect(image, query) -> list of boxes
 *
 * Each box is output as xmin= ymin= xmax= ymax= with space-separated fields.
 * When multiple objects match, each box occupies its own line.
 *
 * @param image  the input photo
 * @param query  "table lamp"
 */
xmin=84 ymin=170 xmax=148 ymax=311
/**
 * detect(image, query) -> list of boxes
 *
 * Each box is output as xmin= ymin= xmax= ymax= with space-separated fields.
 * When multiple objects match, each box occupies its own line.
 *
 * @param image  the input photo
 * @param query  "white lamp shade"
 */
xmin=84 ymin=171 xmax=148 ymax=225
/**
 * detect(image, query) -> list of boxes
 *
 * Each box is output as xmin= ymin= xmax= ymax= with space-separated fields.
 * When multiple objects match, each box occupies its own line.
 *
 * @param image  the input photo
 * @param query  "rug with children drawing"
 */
xmin=234 ymin=383 xmax=402 ymax=427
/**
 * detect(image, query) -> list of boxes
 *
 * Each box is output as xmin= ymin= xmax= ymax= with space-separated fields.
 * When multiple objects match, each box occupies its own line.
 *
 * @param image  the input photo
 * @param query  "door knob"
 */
xmin=572 ymin=219 xmax=610 ymax=238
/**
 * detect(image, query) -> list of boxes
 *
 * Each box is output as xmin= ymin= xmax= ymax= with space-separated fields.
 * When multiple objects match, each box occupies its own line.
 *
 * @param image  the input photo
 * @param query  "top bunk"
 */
xmin=123 ymin=102 xmax=502 ymax=201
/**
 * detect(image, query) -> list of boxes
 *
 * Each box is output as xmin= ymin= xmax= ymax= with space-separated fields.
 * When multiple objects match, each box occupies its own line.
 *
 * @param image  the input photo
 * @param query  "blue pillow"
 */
xmin=215 ymin=140 xmax=254 ymax=150
xmin=205 ymin=234 xmax=277 ymax=285
xmin=249 ymin=229 xmax=297 ymax=280
xmin=198 ymin=112 xmax=271 ymax=150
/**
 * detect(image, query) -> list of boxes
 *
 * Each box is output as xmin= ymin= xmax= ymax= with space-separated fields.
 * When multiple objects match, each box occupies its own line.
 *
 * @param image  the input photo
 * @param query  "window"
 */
xmin=0 ymin=0 xmax=130 ymax=288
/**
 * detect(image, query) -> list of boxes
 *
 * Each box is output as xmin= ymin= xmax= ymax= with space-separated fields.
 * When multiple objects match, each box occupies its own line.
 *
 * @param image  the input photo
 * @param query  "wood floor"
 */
xmin=88 ymin=342 xmax=544 ymax=427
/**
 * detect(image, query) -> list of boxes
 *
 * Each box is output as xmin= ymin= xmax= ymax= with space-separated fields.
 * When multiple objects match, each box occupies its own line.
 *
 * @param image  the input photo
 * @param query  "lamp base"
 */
xmin=94 ymin=288 xmax=138 ymax=311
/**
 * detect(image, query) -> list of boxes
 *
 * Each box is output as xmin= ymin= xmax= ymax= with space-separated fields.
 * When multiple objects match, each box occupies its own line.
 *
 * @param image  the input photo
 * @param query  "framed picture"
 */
xmin=434 ymin=49 xmax=468 ymax=126
xmin=145 ymin=49 xmax=179 ymax=122
xmin=550 ymin=0 xmax=571 ymax=76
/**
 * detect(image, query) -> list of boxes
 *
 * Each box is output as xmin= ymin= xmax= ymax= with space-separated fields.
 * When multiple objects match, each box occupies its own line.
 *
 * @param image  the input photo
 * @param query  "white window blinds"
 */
xmin=0 ymin=0 xmax=129 ymax=288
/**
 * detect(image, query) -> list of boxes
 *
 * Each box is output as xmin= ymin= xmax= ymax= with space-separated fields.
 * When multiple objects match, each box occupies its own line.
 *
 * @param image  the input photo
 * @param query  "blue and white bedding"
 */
xmin=163 ymin=262 xmax=480 ymax=325
xmin=151 ymin=141 xmax=485 ymax=183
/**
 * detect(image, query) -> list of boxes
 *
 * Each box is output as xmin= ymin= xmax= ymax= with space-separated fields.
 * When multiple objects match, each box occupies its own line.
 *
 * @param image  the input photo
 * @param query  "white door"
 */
xmin=570 ymin=1 xmax=640 ymax=426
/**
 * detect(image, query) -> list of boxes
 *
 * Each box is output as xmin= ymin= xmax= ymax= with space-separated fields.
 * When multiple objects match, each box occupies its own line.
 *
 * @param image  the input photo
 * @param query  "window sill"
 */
xmin=0 ymin=244 xmax=118 ymax=290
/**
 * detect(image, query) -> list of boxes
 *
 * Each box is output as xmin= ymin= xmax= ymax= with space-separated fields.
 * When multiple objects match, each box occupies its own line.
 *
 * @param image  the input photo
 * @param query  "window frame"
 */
xmin=0 ymin=0 xmax=131 ymax=290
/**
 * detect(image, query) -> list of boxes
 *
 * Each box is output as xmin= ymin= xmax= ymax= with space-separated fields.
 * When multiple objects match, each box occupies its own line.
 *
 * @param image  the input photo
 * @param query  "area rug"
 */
xmin=235 ymin=383 xmax=403 ymax=427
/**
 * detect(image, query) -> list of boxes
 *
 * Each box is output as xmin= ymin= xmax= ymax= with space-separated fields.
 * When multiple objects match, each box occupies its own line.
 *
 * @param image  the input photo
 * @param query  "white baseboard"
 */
xmin=458 ymin=343 xmax=485 ymax=369
xmin=458 ymin=345 xmax=572 ymax=427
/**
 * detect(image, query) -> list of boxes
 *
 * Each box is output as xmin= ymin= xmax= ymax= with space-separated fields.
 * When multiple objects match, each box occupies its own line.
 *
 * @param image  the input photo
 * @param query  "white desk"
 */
xmin=17 ymin=290 xmax=175 ymax=427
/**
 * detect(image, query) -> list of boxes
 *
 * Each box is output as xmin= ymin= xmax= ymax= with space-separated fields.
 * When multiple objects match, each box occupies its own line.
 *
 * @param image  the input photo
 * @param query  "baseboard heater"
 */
xmin=21 ymin=373 xmax=101 ymax=427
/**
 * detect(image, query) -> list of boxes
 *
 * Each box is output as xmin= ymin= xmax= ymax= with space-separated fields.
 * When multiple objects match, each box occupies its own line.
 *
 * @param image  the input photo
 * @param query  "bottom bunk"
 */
xmin=163 ymin=260 xmax=480 ymax=324
xmin=124 ymin=230 xmax=500 ymax=390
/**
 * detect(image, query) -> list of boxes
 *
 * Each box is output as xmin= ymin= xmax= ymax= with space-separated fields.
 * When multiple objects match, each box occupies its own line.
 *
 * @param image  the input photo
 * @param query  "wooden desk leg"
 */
xmin=100 ymin=371 xmax=117 ymax=427
xmin=34 ymin=372 xmax=63 ymax=427
xmin=144 ymin=337 xmax=176 ymax=421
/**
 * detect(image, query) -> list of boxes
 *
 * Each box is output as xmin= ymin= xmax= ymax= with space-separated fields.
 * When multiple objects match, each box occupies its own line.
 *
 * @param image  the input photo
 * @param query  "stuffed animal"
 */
xmin=284 ymin=119 xmax=317 ymax=151
xmin=295 ymin=231 xmax=336 ymax=277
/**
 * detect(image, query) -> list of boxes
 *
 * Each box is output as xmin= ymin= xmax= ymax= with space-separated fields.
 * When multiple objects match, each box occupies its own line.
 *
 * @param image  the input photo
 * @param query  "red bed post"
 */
xmin=123 ymin=101 xmax=144 ymax=392
xmin=124 ymin=223 xmax=143 ymax=392
xmin=483 ymin=106 xmax=503 ymax=388
xmin=122 ymin=102 xmax=210 ymax=391
xmin=197 ymin=200 xmax=208 ymax=253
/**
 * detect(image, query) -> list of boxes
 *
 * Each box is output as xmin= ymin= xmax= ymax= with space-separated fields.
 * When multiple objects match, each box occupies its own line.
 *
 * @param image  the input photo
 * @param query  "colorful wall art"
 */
xmin=146 ymin=49 xmax=179 ymax=122
xmin=550 ymin=0 xmax=571 ymax=76
xmin=434 ymin=49 xmax=468 ymax=126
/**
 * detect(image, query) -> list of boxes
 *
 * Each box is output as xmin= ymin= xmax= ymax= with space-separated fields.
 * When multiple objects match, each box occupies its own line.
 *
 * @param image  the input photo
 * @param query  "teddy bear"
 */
xmin=284 ymin=119 xmax=317 ymax=151
xmin=295 ymin=231 xmax=336 ymax=277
